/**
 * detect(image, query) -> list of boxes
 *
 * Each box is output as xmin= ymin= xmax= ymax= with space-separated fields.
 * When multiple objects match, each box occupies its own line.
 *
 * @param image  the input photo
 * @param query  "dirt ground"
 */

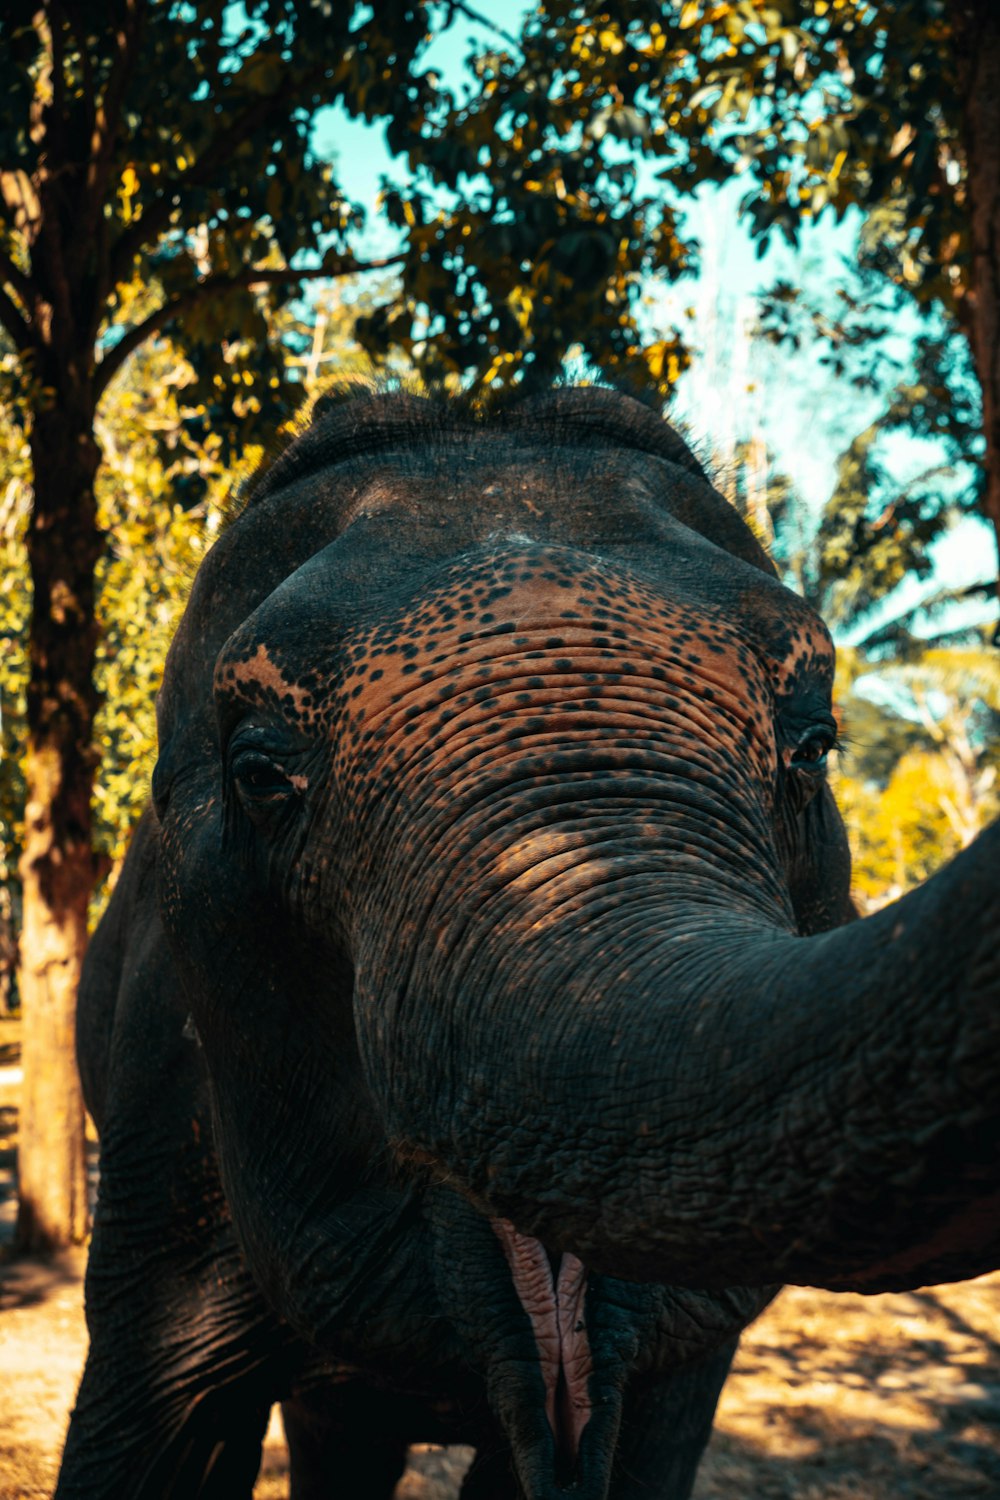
xmin=3 ymin=1018 xmax=1000 ymax=1499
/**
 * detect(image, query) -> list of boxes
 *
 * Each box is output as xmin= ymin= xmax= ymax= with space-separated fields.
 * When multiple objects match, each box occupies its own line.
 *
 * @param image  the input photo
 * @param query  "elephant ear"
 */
xmin=77 ymin=805 xmax=163 ymax=1132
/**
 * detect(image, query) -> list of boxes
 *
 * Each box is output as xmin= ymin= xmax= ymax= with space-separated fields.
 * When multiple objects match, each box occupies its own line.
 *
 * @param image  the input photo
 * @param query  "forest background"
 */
xmin=1 ymin=0 xmax=1000 ymax=1251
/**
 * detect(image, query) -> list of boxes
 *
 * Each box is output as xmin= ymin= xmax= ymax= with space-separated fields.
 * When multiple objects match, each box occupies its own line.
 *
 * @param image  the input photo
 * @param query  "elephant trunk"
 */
xmin=358 ymin=821 xmax=1000 ymax=1294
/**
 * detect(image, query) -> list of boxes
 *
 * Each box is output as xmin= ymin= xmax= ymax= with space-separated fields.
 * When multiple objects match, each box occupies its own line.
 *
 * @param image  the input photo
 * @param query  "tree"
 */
xmin=665 ymin=0 xmax=999 ymax=596
xmin=874 ymin=645 xmax=1000 ymax=840
xmin=756 ymin=273 xmax=989 ymax=626
xmin=832 ymin=639 xmax=1000 ymax=905
xmin=396 ymin=3 xmax=998 ymax=583
xmin=0 ymin=0 xmax=443 ymax=1251
xmin=1 ymin=316 xmax=232 ymax=928
xmin=357 ymin=13 xmax=696 ymax=391
xmin=0 ymin=355 xmax=31 ymax=1016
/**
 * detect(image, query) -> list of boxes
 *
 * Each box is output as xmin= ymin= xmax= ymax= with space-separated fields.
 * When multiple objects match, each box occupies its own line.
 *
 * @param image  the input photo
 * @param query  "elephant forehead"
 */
xmin=212 ymin=543 xmax=830 ymax=750
xmin=216 ymin=642 xmax=311 ymax=710
xmin=335 ymin=546 xmax=780 ymax=747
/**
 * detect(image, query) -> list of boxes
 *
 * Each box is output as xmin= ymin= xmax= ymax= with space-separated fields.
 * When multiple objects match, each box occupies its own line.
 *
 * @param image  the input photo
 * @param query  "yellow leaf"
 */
xmin=645 ymin=340 xmax=670 ymax=379
xmin=483 ymin=351 xmax=517 ymax=385
xmin=679 ymin=2 xmax=703 ymax=28
xmin=829 ymin=149 xmax=848 ymax=184
xmin=508 ymin=286 xmax=534 ymax=332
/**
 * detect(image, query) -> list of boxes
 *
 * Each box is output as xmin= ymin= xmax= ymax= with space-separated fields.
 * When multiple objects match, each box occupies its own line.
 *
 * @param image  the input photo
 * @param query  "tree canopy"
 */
xmin=1 ymin=0 xmax=998 ymax=1250
xmin=371 ymin=1 xmax=998 ymax=607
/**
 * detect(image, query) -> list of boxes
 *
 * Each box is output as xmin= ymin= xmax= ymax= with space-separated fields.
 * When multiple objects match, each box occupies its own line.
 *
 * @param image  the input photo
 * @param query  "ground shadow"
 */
xmin=694 ymin=1388 xmax=1000 ymax=1499
xmin=0 ymin=1250 xmax=87 ymax=1312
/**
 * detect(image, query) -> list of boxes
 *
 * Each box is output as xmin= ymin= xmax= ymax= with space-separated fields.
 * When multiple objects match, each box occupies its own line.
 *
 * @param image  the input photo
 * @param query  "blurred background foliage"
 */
xmin=1 ymin=0 xmax=999 ymax=1011
xmin=728 ymin=426 xmax=1000 ymax=913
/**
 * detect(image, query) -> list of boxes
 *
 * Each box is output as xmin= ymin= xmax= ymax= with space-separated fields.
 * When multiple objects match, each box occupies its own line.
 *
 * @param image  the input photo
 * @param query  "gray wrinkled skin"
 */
xmin=59 ymin=388 xmax=1000 ymax=1500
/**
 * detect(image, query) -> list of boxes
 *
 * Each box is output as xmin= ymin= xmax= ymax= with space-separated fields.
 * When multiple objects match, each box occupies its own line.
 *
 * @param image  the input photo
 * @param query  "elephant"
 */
xmin=58 ymin=385 xmax=1000 ymax=1500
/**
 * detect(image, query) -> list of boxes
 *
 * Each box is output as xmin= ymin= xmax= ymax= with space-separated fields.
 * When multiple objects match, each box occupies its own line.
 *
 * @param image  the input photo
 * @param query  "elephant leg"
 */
xmin=56 ymin=1104 xmax=295 ymax=1500
xmin=458 ymin=1439 xmax=520 ymax=1500
xmin=151 ymin=1394 xmax=273 ymax=1499
xmin=57 ymin=1228 xmax=288 ymax=1500
xmin=282 ymin=1387 xmax=408 ymax=1500
xmin=61 ymin=1341 xmax=274 ymax=1500
xmin=608 ymin=1339 xmax=738 ymax=1500
xmin=61 ymin=884 xmax=299 ymax=1498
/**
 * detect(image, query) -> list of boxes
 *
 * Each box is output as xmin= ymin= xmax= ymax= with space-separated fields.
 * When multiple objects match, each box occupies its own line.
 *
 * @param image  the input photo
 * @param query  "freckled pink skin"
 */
xmin=493 ymin=1218 xmax=593 ymax=1459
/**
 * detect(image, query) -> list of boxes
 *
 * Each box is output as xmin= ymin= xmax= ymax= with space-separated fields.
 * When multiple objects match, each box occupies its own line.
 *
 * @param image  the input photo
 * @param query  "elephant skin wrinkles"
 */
xmin=60 ymin=385 xmax=1000 ymax=1500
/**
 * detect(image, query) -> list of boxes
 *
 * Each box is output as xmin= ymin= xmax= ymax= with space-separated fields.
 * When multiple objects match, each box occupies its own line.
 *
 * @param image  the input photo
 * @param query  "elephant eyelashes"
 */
xmin=790 ymin=730 xmax=837 ymax=772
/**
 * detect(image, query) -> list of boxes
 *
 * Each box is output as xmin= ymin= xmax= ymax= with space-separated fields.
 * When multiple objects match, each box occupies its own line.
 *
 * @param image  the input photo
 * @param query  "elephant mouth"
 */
xmin=492 ymin=1217 xmax=593 ymax=1478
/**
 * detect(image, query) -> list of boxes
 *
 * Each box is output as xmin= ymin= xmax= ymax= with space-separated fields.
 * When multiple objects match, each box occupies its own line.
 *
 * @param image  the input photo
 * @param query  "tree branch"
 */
xmin=78 ymin=0 xmax=143 ymax=345
xmin=447 ymin=0 xmax=524 ymax=53
xmin=47 ymin=4 xmax=67 ymax=142
xmin=94 ymin=254 xmax=404 ymax=397
xmin=0 ymin=281 xmax=33 ymax=352
xmin=0 ymin=246 xmax=33 ymax=312
xmin=106 ymin=61 xmax=328 ymax=289
xmin=80 ymin=0 xmax=142 ymax=253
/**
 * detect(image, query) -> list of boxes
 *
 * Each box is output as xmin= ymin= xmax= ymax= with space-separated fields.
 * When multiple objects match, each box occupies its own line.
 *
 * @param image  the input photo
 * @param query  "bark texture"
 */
xmin=15 ymin=404 xmax=100 ymax=1251
xmin=952 ymin=1 xmax=1000 ymax=598
xmin=8 ymin=8 xmax=108 ymax=1249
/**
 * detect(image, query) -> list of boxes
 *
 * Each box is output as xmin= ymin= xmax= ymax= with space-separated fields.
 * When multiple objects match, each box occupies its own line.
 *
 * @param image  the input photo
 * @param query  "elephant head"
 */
xmin=151 ymin=386 xmax=1000 ymax=1499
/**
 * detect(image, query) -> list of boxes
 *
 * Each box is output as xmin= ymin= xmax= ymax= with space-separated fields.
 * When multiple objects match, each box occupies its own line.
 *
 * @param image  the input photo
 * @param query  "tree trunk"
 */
xmin=15 ymin=402 xmax=101 ymax=1252
xmin=952 ymin=1 xmax=1000 ymax=604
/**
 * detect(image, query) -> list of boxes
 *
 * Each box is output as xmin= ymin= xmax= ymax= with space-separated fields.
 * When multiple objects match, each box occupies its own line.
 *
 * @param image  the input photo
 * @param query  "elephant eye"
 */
xmin=231 ymin=749 xmax=294 ymax=805
xmin=790 ymin=730 xmax=836 ymax=772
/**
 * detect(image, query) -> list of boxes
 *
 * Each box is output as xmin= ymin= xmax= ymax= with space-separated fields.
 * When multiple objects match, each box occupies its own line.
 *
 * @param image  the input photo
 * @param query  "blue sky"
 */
xmin=310 ymin=4 xmax=997 ymax=639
